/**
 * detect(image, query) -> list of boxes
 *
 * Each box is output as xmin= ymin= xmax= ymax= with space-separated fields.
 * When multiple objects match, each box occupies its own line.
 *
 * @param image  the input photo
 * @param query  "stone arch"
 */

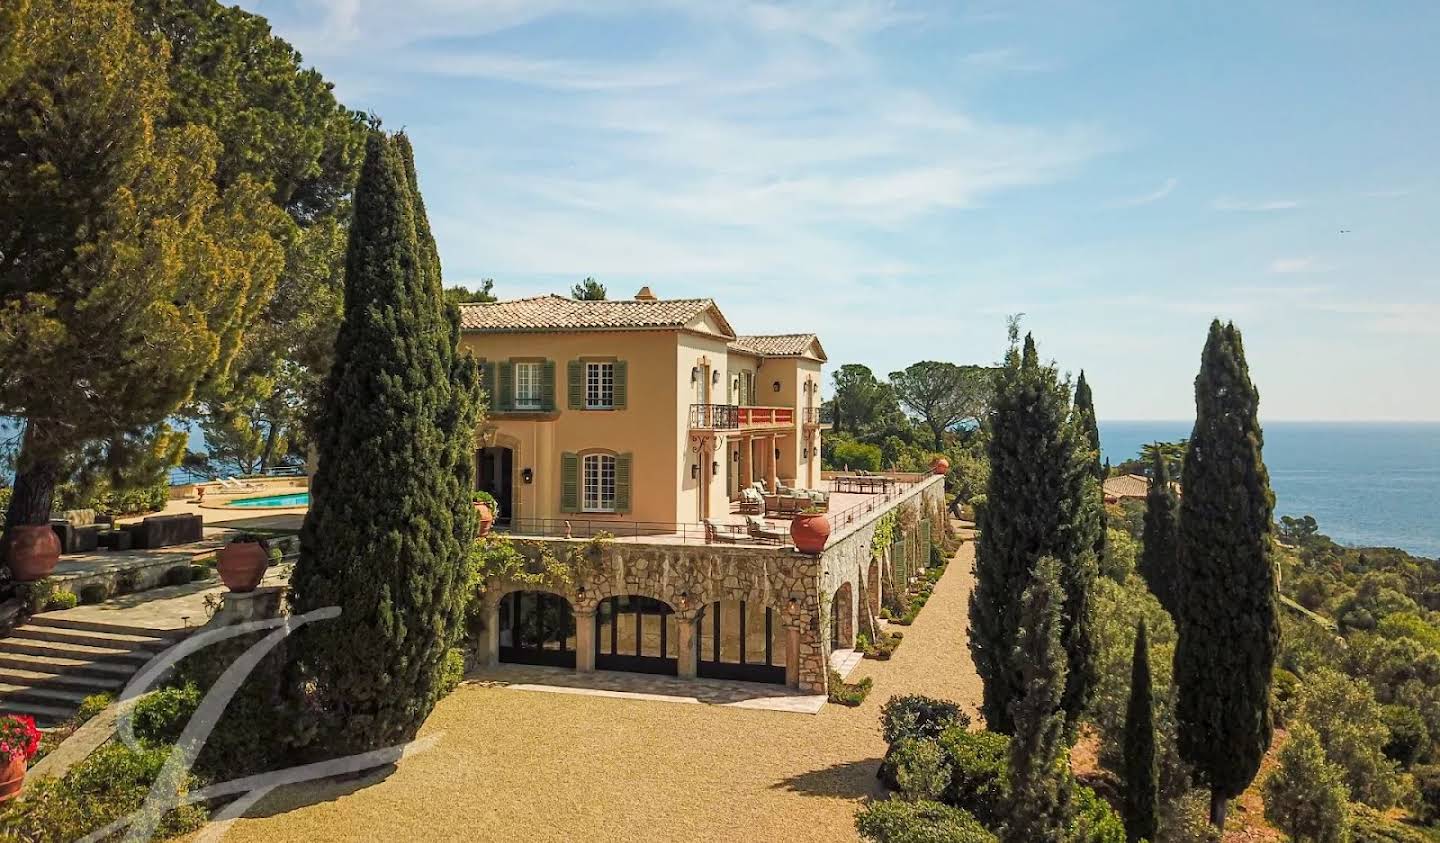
xmin=865 ymin=557 xmax=882 ymax=620
xmin=492 ymin=588 xmax=577 ymax=668
xmin=830 ymin=581 xmax=855 ymax=650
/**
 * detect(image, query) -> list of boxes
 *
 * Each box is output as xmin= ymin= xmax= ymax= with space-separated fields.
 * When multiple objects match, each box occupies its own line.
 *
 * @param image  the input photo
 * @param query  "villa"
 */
xmin=459 ymin=290 xmax=946 ymax=695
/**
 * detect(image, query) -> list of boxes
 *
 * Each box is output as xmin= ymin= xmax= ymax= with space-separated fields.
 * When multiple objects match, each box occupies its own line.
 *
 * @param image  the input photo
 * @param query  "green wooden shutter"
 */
xmin=541 ymin=360 xmax=556 ymax=411
xmin=612 ymin=361 xmax=628 ymax=409
xmin=561 ymin=453 xmax=579 ymax=512
xmin=614 ymin=453 xmax=632 ymax=513
xmin=480 ymin=360 xmax=496 ymax=405
xmin=567 ymin=360 xmax=584 ymax=409
xmin=497 ymin=361 xmax=514 ymax=411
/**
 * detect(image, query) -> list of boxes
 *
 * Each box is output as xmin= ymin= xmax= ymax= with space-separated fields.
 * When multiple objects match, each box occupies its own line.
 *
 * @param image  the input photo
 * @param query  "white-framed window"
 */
xmin=586 ymin=361 xmax=614 ymax=409
xmin=514 ymin=361 xmax=543 ymax=409
xmin=582 ymin=453 xmax=616 ymax=512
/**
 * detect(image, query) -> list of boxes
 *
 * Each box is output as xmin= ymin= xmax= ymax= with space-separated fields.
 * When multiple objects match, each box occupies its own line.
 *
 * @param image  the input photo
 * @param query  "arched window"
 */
xmin=582 ymin=453 xmax=616 ymax=512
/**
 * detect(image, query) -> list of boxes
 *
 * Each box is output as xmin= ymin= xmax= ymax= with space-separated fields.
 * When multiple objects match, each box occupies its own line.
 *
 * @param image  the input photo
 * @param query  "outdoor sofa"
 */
xmin=124 ymin=513 xmax=203 ymax=549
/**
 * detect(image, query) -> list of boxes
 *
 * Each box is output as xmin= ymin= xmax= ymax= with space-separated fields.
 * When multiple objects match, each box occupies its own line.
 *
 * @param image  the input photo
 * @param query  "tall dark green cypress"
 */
xmin=288 ymin=130 xmax=481 ymax=756
xmin=1074 ymin=370 xmax=1108 ymax=563
xmin=1139 ymin=446 xmax=1180 ymax=615
xmin=1174 ymin=320 xmax=1278 ymax=830
xmin=1003 ymin=555 xmax=1074 ymax=843
xmin=970 ymin=332 xmax=1097 ymax=734
xmin=1123 ymin=620 xmax=1159 ymax=843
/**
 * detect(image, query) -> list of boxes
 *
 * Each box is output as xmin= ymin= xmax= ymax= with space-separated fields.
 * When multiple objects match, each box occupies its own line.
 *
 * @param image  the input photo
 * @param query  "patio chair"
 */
xmin=738 ymin=486 xmax=764 ymax=515
xmin=704 ymin=519 xmax=747 ymax=545
xmin=745 ymin=516 xmax=788 ymax=545
xmin=218 ymin=476 xmax=259 ymax=491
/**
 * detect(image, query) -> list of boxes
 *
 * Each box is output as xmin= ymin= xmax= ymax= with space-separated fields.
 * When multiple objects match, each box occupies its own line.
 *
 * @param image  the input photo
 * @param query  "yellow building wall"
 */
xmin=460 ymin=330 xmax=683 ymax=525
xmin=676 ymin=331 xmax=733 ymax=521
xmin=760 ymin=357 xmax=824 ymax=488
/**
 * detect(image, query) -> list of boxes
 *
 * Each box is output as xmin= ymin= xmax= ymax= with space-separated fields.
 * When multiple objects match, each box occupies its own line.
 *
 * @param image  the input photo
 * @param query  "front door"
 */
xmin=477 ymin=446 xmax=514 ymax=525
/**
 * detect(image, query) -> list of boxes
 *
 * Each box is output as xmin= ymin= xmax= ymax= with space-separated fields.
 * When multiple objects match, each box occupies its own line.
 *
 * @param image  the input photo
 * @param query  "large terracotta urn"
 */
xmin=474 ymin=501 xmax=495 ymax=536
xmin=217 ymin=540 xmax=267 ymax=593
xmin=790 ymin=512 xmax=831 ymax=554
xmin=7 ymin=525 xmax=60 ymax=582
xmin=0 ymin=754 xmax=24 ymax=802
xmin=930 ymin=456 xmax=951 ymax=476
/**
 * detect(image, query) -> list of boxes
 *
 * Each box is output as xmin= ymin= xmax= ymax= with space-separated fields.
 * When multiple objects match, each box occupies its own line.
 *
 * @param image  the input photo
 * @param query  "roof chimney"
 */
xmin=634 ymin=286 xmax=657 ymax=301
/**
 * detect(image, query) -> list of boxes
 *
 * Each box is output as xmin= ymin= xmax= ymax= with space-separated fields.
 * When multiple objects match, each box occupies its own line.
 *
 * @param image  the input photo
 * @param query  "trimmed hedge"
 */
xmin=855 ymin=800 xmax=996 ymax=843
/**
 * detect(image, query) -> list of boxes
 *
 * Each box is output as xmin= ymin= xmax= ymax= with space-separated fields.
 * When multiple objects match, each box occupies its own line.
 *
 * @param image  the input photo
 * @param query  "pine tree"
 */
xmin=971 ymin=332 xmax=1097 ymax=733
xmin=1174 ymin=320 xmax=1279 ymax=830
xmin=288 ymin=131 xmax=481 ymax=756
xmin=0 ymin=0 xmax=283 ymax=535
xmin=1123 ymin=620 xmax=1159 ymax=843
xmin=1003 ymin=555 xmax=1074 ymax=843
xmin=1139 ymin=446 xmax=1181 ymax=615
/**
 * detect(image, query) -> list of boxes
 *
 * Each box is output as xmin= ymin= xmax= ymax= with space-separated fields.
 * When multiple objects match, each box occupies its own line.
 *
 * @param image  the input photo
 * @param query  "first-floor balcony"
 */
xmin=688 ymin=404 xmax=795 ymax=432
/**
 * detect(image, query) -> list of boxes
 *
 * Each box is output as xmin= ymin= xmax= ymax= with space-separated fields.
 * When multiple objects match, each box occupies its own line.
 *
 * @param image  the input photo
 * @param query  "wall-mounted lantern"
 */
xmin=712 ymin=370 xmax=721 ymax=385
xmin=690 ymin=464 xmax=700 ymax=480
xmin=772 ymin=380 xmax=781 ymax=392
xmin=691 ymin=366 xmax=700 ymax=384
xmin=522 ymin=467 xmax=534 ymax=484
xmin=712 ymin=460 xmax=720 ymax=475
xmin=774 ymin=447 xmax=781 ymax=460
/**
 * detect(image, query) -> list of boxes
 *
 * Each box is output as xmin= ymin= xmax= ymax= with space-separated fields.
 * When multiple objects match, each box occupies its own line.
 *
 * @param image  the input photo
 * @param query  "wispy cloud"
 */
xmin=1211 ymin=196 xmax=1303 ymax=211
xmin=962 ymin=48 xmax=1052 ymax=73
xmin=1108 ymin=177 xmax=1177 ymax=208
xmin=1269 ymin=257 xmax=1322 ymax=274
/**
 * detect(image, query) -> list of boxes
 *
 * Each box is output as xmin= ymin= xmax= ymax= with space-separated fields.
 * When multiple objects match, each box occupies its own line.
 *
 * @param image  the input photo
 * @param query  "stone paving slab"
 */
xmin=467 ymin=663 xmax=828 ymax=714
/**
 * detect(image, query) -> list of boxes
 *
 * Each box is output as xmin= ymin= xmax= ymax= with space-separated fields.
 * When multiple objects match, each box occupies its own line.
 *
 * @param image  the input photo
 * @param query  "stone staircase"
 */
xmin=0 ymin=617 xmax=189 ymax=727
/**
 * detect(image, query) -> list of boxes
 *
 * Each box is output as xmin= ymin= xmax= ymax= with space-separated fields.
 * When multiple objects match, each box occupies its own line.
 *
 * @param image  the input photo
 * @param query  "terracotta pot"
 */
xmin=0 ymin=754 xmax=24 ymax=802
xmin=218 ymin=541 xmax=267 ymax=593
xmin=790 ymin=512 xmax=831 ymax=554
xmin=931 ymin=456 xmax=950 ymax=476
xmin=474 ymin=501 xmax=494 ymax=536
xmin=7 ymin=525 xmax=59 ymax=582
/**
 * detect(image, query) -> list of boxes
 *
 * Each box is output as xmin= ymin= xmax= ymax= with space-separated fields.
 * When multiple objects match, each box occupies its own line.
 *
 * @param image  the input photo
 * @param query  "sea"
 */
xmin=1101 ymin=421 xmax=1440 ymax=560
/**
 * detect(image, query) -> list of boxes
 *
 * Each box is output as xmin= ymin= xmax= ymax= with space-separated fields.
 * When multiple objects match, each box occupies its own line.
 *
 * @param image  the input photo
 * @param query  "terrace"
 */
xmin=686 ymin=403 xmax=797 ymax=432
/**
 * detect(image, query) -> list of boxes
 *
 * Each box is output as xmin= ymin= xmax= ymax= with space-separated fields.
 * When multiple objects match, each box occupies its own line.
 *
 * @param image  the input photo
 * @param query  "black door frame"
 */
xmin=498 ymin=591 xmax=576 ymax=668
xmin=595 ymin=596 xmax=678 ymax=676
xmin=476 ymin=446 xmax=514 ymax=526
xmin=697 ymin=600 xmax=787 ymax=685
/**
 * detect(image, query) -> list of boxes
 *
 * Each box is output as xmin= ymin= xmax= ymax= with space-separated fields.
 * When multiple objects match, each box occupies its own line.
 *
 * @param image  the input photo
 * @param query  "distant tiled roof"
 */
xmin=459 ymin=295 xmax=734 ymax=337
xmin=1103 ymin=474 xmax=1150 ymax=500
xmin=729 ymin=334 xmax=828 ymax=361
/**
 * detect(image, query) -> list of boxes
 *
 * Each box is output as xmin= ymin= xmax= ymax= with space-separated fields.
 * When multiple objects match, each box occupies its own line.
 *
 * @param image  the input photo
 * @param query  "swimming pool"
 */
xmin=226 ymin=492 xmax=310 ymax=508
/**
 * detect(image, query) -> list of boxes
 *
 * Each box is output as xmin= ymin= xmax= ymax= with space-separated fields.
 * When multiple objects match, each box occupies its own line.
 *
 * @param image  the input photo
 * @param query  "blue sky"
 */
xmin=238 ymin=0 xmax=1439 ymax=420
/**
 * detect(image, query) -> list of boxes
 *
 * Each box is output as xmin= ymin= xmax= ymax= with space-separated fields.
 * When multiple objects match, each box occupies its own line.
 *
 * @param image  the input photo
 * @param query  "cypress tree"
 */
xmin=1139 ymin=446 xmax=1180 ymax=615
xmin=1173 ymin=320 xmax=1278 ymax=831
xmin=971 ymin=333 xmax=1097 ymax=733
xmin=1003 ymin=555 xmax=1074 ymax=843
xmin=1123 ymin=620 xmax=1159 ymax=843
xmin=1074 ymin=371 xmax=1108 ymax=564
xmin=288 ymin=131 xmax=481 ymax=757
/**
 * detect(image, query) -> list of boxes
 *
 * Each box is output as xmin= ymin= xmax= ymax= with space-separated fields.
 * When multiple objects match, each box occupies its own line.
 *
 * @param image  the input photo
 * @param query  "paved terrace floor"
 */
xmin=211 ymin=527 xmax=983 ymax=843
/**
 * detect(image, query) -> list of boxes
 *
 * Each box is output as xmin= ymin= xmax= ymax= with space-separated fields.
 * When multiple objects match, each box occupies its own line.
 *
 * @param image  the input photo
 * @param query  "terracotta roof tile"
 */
xmin=459 ymin=295 xmax=731 ymax=335
xmin=1103 ymin=474 xmax=1150 ymax=500
xmin=729 ymin=334 xmax=827 ymax=361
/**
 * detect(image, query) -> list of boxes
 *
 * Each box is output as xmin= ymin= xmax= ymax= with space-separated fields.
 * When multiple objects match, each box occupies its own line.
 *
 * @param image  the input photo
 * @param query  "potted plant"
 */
xmin=790 ymin=506 xmax=832 ymax=554
xmin=472 ymin=491 xmax=498 ymax=536
xmin=6 ymin=525 xmax=60 ymax=582
xmin=217 ymin=532 xmax=267 ymax=593
xmin=930 ymin=455 xmax=950 ymax=476
xmin=0 ymin=714 xmax=41 ymax=801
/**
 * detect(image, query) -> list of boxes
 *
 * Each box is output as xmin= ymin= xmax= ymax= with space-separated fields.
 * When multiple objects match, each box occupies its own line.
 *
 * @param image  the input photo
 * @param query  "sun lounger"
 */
xmin=704 ymin=519 xmax=748 ymax=545
xmin=746 ymin=517 xmax=788 ymax=545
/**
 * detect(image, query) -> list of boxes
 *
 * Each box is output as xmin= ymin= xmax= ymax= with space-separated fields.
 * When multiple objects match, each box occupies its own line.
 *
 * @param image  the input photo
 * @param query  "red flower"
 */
xmin=0 ymin=714 xmax=41 ymax=762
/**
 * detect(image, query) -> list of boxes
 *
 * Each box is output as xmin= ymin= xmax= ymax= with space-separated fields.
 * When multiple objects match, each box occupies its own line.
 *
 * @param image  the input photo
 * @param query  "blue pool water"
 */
xmin=226 ymin=492 xmax=310 ymax=508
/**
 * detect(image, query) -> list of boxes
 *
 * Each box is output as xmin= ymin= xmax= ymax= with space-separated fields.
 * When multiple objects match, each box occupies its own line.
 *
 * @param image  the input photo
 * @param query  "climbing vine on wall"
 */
xmin=872 ymin=511 xmax=897 ymax=561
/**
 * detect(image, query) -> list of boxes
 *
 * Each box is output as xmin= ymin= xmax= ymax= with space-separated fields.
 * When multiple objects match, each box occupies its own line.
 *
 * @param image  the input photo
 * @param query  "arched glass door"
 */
xmin=595 ymin=595 xmax=678 ymax=675
xmin=498 ymin=591 xmax=576 ymax=668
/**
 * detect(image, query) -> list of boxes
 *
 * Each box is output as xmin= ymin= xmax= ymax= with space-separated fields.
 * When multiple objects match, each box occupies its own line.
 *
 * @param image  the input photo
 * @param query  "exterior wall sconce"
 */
xmin=712 ymin=370 xmax=721 ymax=385
xmin=774 ymin=447 xmax=781 ymax=460
xmin=772 ymin=380 xmax=781 ymax=392
xmin=712 ymin=460 xmax=720 ymax=475
xmin=691 ymin=366 xmax=700 ymax=383
xmin=786 ymin=596 xmax=799 ymax=613
xmin=677 ymin=591 xmax=691 ymax=609
xmin=732 ymin=449 xmax=740 ymax=462
xmin=691 ymin=464 xmax=699 ymax=479
xmin=521 ymin=467 xmax=534 ymax=484
xmin=802 ymin=447 xmax=809 ymax=459
xmin=576 ymin=585 xmax=587 ymax=599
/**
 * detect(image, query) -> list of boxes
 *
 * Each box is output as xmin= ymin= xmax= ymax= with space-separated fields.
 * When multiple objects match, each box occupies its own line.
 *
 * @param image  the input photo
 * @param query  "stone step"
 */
xmin=0 ymin=682 xmax=92 ymax=706
xmin=0 ymin=638 xmax=159 ymax=664
xmin=0 ymin=651 xmax=140 ymax=680
xmin=0 ymin=667 xmax=124 ymax=693
xmin=0 ymin=699 xmax=74 ymax=727
xmin=24 ymin=615 xmax=189 ymax=641
xmin=9 ymin=624 xmax=175 ymax=651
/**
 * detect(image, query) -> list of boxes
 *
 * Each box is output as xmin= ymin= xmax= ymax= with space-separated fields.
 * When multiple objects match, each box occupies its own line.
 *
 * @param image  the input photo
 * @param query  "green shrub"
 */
xmin=937 ymin=726 xmax=1008 ymax=827
xmin=929 ymin=543 xmax=946 ymax=568
xmin=832 ymin=440 xmax=883 ymax=473
xmin=190 ymin=563 xmax=214 ymax=581
xmin=16 ymin=579 xmax=55 ymax=615
xmin=43 ymin=591 xmax=78 ymax=611
xmin=131 ymin=684 xmax=201 ymax=745
xmin=2 ymin=743 xmax=207 ymax=841
xmin=1412 ymin=765 xmax=1440 ymax=825
xmin=855 ymin=799 xmax=996 ymax=843
xmin=74 ymin=693 xmax=113 ymax=722
xmin=1381 ymin=704 xmax=1429 ymax=768
xmin=1348 ymin=804 xmax=1435 ymax=842
xmin=1070 ymin=784 xmax=1126 ymax=843
xmin=162 ymin=565 xmax=193 ymax=587
xmin=78 ymin=584 xmax=108 ymax=605
xmin=438 ymin=647 xmax=466 ymax=696
xmin=881 ymin=695 xmax=969 ymax=745
xmin=886 ymin=738 xmax=950 ymax=802
xmin=31 ymin=693 xmax=116 ymax=766
xmin=1272 ymin=667 xmax=1302 ymax=727
xmin=828 ymin=670 xmax=873 ymax=707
